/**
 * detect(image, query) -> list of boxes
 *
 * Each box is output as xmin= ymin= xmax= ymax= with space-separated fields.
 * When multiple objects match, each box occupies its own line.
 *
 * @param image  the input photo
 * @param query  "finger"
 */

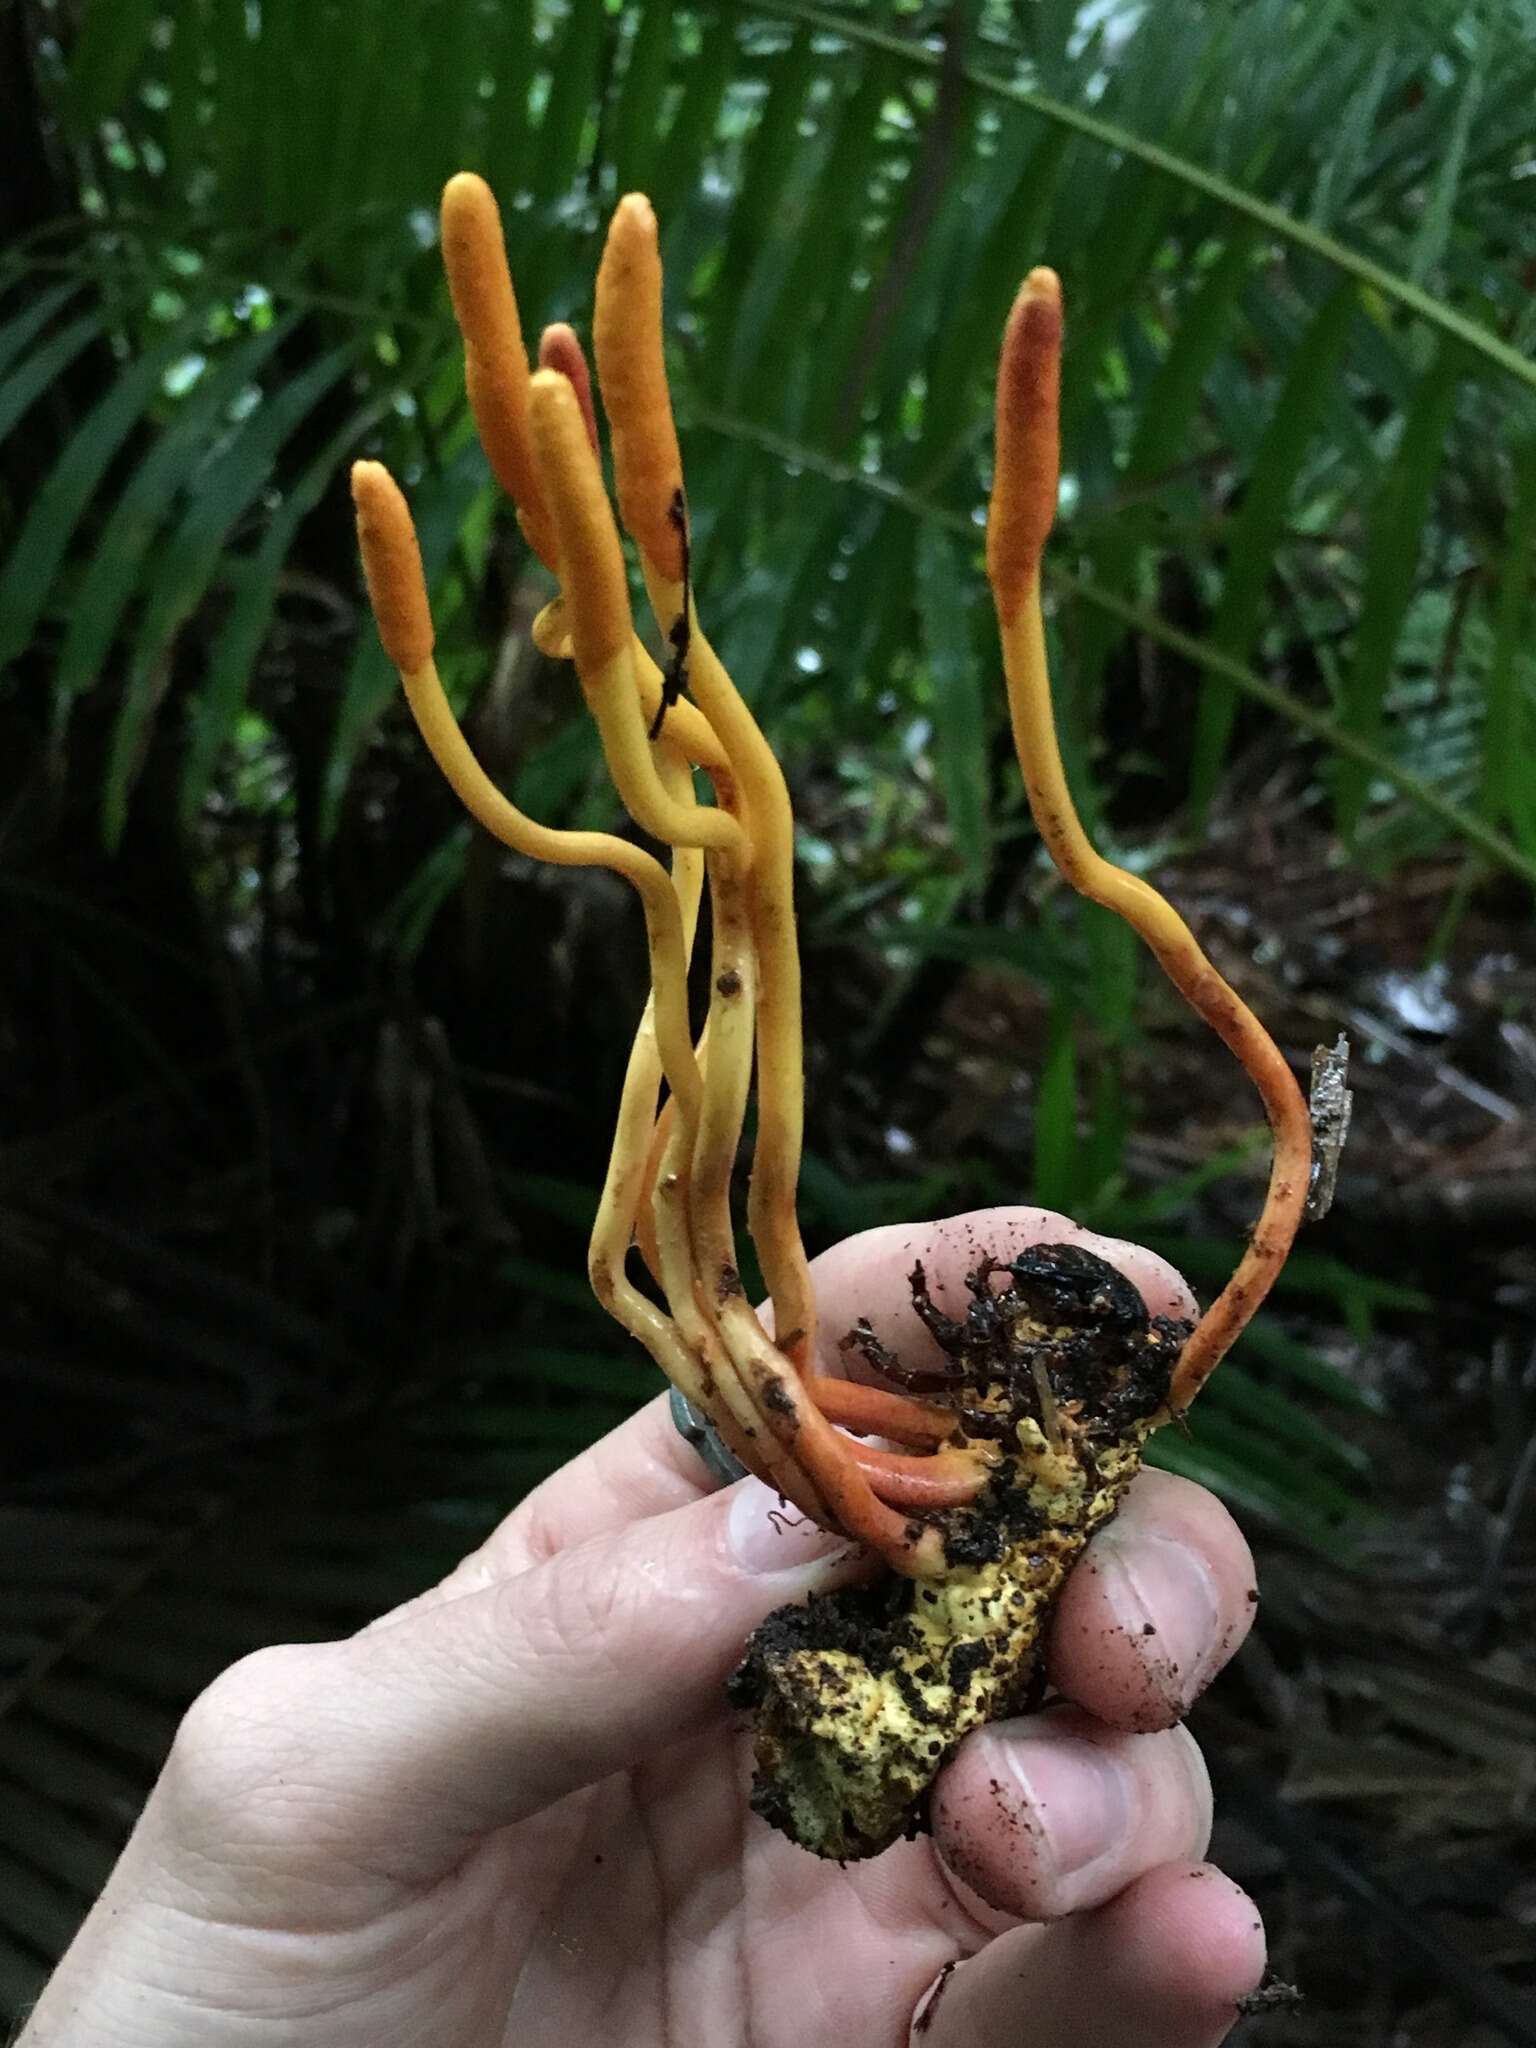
xmin=806 ymin=1205 xmax=1197 ymax=1378
xmin=931 ymin=1703 xmax=1212 ymax=1923
xmin=295 ymin=1474 xmax=868 ymax=1881
xmin=1048 ymin=1468 xmax=1258 ymax=1732
xmin=913 ymin=1861 xmax=1264 ymax=2048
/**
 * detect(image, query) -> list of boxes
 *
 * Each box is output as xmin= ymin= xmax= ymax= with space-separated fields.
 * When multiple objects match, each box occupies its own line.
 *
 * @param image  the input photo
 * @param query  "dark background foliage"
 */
xmin=2 ymin=0 xmax=1534 ymax=2038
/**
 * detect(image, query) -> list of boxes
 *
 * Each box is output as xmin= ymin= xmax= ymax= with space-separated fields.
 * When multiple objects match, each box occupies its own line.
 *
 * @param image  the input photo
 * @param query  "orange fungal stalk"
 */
xmin=988 ymin=269 xmax=1311 ymax=1412
xmin=352 ymin=178 xmax=1310 ymax=1607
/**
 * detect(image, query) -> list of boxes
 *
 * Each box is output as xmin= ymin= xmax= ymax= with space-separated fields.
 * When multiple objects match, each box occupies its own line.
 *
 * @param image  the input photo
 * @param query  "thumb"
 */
xmin=272 ymin=1477 xmax=862 ymax=1882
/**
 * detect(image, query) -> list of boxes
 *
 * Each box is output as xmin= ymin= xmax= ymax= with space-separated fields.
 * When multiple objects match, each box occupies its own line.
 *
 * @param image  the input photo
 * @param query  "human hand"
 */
xmin=21 ymin=1208 xmax=1266 ymax=2048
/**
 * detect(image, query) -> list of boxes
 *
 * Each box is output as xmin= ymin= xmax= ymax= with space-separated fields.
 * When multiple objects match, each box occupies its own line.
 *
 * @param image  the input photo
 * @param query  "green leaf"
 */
xmin=763 ymin=0 xmax=1536 ymax=395
xmin=0 ymin=313 xmax=203 ymax=669
xmin=1480 ymin=436 xmax=1536 ymax=843
xmin=917 ymin=124 xmax=1072 ymax=474
xmin=162 ymin=0 xmax=209 ymax=182
xmin=1133 ymin=232 xmax=1260 ymax=480
xmin=727 ymin=50 xmax=894 ymax=406
xmin=62 ymin=0 xmax=161 ymax=124
xmin=103 ymin=343 xmax=363 ymax=845
xmin=0 ymin=1846 xmax=86 ymax=1958
xmin=712 ymin=28 xmax=819 ymax=324
xmin=1148 ymin=1423 xmax=1365 ymax=1544
xmin=691 ymin=400 xmax=1536 ymax=891
xmin=1061 ymin=563 xmax=1536 ymax=891
xmin=1075 ymin=227 xmax=1260 ymax=701
xmin=1204 ymin=1362 xmax=1371 ymax=1477
xmin=532 ymin=0 xmax=609 ymax=204
xmin=1406 ymin=49 xmax=1482 ymax=287
xmin=179 ymin=390 xmax=393 ymax=828
xmin=612 ymin=0 xmax=674 ymax=194
xmin=916 ymin=523 xmax=988 ymax=895
xmin=0 ymin=281 xmax=88 ymax=385
xmin=50 ymin=318 xmax=297 ymax=752
xmin=484 ymin=0 xmax=537 ymax=198
xmin=649 ymin=6 xmax=736 ymax=215
xmin=0 ymin=312 xmax=102 ymax=454
xmin=1235 ymin=1318 xmax=1382 ymax=1415
xmin=1331 ymin=341 xmax=1462 ymax=836
xmin=1188 ymin=282 xmax=1357 ymax=813
xmin=1307 ymin=34 xmax=1396 ymax=229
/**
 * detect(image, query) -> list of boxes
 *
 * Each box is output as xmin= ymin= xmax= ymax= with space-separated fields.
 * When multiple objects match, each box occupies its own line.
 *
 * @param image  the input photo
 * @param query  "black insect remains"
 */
xmin=648 ymin=485 xmax=693 ymax=741
xmin=840 ymin=1244 xmax=1189 ymax=1450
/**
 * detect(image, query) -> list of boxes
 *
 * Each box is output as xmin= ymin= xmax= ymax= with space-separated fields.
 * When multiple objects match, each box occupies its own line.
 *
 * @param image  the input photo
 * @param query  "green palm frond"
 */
xmin=5 ymin=0 xmax=1533 ymax=875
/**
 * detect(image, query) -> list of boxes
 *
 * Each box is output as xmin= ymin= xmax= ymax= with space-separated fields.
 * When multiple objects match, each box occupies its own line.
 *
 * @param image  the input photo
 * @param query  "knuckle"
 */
xmin=166 ymin=1643 xmax=329 ymax=1837
xmin=493 ymin=1545 xmax=645 ymax=1684
xmin=1155 ymin=1722 xmax=1214 ymax=1852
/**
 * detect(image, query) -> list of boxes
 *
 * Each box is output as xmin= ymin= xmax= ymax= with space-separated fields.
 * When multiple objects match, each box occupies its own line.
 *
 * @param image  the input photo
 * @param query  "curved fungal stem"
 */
xmin=526 ymin=372 xmax=747 ymax=864
xmin=351 ymin=460 xmax=702 ymax=1130
xmin=360 ymin=173 xmax=1302 ymax=1601
xmin=804 ymin=1377 xmax=959 ymax=1450
xmin=586 ymin=193 xmax=967 ymax=1571
xmin=593 ymin=194 xmax=817 ymax=1384
xmin=987 ymin=270 xmax=1312 ymax=1413
xmin=851 ymin=1440 xmax=1001 ymax=1510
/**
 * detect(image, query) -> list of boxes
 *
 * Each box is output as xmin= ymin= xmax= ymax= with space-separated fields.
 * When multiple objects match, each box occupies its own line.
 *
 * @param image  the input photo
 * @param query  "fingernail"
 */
xmin=994 ymin=1722 xmax=1133 ymax=1881
xmin=726 ymin=1477 xmax=857 ymax=1578
xmin=1093 ymin=1528 xmax=1222 ymax=1713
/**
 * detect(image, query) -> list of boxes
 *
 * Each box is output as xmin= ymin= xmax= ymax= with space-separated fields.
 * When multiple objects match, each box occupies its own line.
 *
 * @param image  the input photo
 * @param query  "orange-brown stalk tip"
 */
xmin=439 ymin=173 xmax=512 ymax=338
xmin=351 ymin=459 xmax=433 ymax=672
xmin=439 ymin=172 xmax=558 ymax=567
xmin=594 ymin=193 xmax=685 ymax=582
xmin=539 ymin=323 xmax=599 ymax=455
xmin=528 ymin=368 xmax=630 ymax=673
xmin=988 ymin=267 xmax=1063 ymax=622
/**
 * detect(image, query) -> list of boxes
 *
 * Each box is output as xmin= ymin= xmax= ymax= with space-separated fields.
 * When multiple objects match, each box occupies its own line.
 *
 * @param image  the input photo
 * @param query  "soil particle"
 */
xmin=728 ymin=1579 xmax=912 ymax=1708
xmin=893 ymin=1665 xmax=942 ymax=1725
xmin=912 ymin=1960 xmax=957 ymax=2035
xmin=947 ymin=1637 xmax=992 ymax=1695
xmin=1236 ymin=1975 xmax=1304 ymax=2016
xmin=762 ymin=1379 xmax=797 ymax=1422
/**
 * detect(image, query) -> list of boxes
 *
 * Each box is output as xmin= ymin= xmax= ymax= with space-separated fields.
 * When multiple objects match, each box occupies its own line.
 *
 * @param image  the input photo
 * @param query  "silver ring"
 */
xmin=669 ymin=1386 xmax=748 ymax=1486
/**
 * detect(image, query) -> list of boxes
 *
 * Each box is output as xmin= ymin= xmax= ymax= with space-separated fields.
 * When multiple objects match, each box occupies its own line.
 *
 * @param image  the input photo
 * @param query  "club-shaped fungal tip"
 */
xmin=351 ymin=459 xmax=433 ymax=673
xmin=988 ymin=265 xmax=1063 ymax=622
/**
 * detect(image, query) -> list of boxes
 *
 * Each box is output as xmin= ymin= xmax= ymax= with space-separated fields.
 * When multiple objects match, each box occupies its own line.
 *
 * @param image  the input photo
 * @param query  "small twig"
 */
xmin=1236 ymin=1973 xmax=1305 ymax=2017
xmin=1305 ymin=1034 xmax=1353 ymax=1223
